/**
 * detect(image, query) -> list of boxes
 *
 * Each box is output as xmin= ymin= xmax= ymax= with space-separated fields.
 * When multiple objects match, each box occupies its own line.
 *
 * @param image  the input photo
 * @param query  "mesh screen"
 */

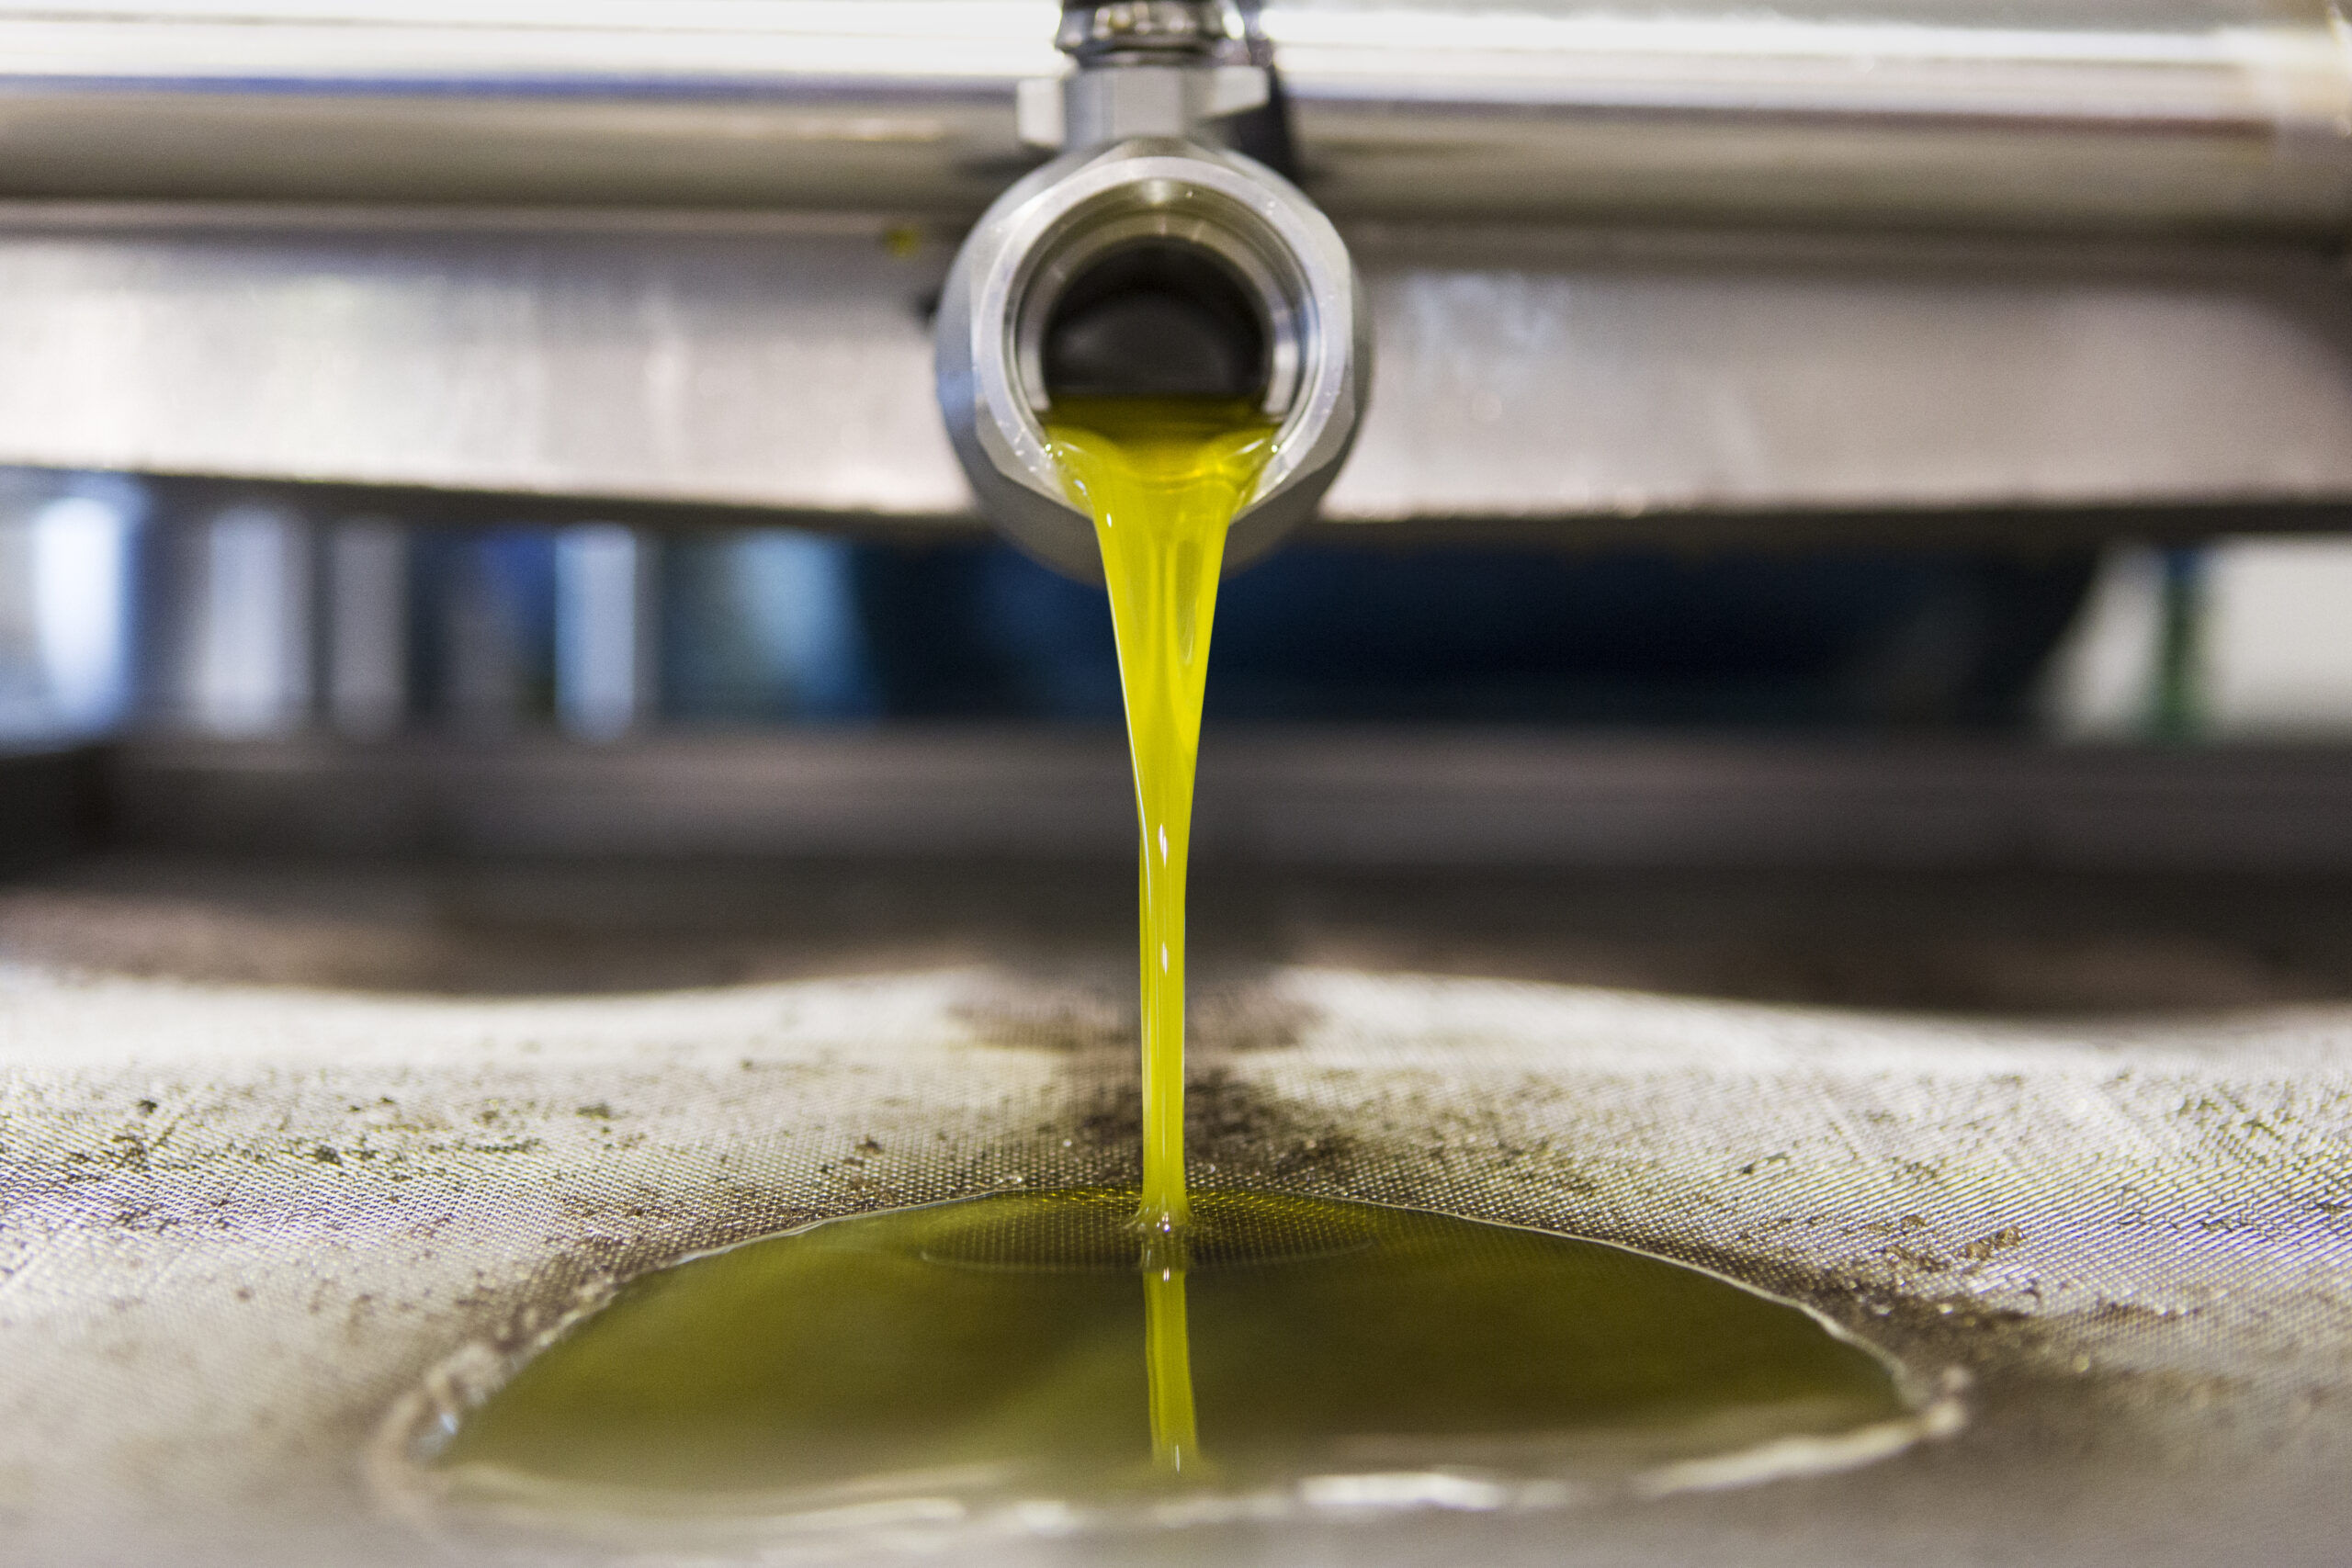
xmin=0 ymin=956 xmax=2348 ymax=1564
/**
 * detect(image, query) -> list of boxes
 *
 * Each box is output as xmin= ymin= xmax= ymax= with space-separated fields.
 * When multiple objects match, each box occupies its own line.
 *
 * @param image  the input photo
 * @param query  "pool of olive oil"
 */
xmin=424 ymin=398 xmax=1934 ymax=1541
xmin=435 ymin=1190 xmax=1913 ymax=1521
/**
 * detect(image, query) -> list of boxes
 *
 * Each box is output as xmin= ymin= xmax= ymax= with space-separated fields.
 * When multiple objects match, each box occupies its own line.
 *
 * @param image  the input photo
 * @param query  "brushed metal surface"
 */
xmin=0 ymin=2 xmax=2345 ymax=234
xmin=0 ymin=209 xmax=972 ymax=518
xmin=1273 ymin=0 xmax=2352 ymax=231
xmin=0 ymin=2 xmax=1058 ymax=212
xmin=0 ymin=209 xmax=2349 ymax=526
xmin=1324 ymin=225 xmax=2352 ymax=522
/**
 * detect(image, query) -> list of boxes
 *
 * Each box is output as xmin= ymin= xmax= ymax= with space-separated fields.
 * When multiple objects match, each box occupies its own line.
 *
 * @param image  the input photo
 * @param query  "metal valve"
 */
xmin=933 ymin=0 xmax=1372 ymax=581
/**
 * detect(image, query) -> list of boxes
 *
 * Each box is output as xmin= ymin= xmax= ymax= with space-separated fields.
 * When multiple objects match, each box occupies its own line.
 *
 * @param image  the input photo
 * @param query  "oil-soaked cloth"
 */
xmin=0 ymin=959 xmax=2347 ymax=1566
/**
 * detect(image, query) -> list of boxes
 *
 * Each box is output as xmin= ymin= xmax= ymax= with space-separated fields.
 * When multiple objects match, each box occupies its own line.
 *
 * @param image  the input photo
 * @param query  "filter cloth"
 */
xmin=0 ymin=955 xmax=2348 ymax=1566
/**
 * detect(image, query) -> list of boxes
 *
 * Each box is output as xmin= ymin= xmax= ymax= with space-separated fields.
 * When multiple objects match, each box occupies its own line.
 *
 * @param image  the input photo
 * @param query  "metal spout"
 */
xmin=933 ymin=0 xmax=1371 ymax=581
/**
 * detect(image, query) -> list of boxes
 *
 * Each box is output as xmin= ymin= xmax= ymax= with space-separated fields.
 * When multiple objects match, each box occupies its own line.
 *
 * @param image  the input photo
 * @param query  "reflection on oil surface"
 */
xmin=424 ymin=1190 xmax=1942 ymax=1546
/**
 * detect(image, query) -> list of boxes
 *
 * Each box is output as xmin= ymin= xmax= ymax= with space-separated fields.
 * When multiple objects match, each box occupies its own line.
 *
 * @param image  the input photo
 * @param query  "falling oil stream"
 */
xmin=1043 ymin=393 xmax=1280 ymax=1240
xmin=1041 ymin=394 xmax=1278 ymax=1473
xmin=418 ymin=397 xmax=1946 ymax=1540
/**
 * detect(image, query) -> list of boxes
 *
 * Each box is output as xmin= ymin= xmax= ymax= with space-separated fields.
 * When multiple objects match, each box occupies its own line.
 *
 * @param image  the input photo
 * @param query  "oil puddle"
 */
xmin=385 ymin=1190 xmax=1958 ymax=1556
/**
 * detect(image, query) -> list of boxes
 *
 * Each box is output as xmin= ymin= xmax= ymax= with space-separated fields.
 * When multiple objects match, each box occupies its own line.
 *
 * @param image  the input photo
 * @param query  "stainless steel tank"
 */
xmin=0 ymin=3 xmax=2341 ymax=535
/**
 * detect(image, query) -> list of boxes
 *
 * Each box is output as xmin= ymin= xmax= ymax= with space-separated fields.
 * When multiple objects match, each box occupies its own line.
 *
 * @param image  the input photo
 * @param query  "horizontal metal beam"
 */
xmin=104 ymin=730 xmax=2352 ymax=870
xmin=1274 ymin=1 xmax=2352 ymax=232
xmin=0 ymin=3 xmax=1058 ymax=213
xmin=0 ymin=209 xmax=2349 ymax=529
xmin=0 ymin=4 xmax=2340 ymax=234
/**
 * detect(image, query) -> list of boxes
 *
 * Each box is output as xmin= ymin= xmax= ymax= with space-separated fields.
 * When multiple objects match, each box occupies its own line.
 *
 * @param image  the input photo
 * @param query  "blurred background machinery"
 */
xmin=6 ymin=0 xmax=2352 ymax=782
xmin=2 ymin=0 xmax=2352 ymax=987
xmin=5 ymin=0 xmax=2352 ymax=972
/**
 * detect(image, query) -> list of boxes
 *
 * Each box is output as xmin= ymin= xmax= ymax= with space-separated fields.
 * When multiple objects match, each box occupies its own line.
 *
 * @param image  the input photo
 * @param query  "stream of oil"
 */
xmin=1046 ymin=393 xmax=1280 ymax=1243
xmin=424 ymin=397 xmax=1930 ymax=1539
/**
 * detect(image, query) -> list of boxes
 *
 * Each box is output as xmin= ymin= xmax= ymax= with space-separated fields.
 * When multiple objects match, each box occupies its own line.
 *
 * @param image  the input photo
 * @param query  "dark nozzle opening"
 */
xmin=1041 ymin=242 xmax=1268 ymax=403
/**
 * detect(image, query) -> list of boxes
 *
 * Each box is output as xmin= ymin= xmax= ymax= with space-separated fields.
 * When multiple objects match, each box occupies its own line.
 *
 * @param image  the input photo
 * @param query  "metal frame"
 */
xmin=0 ymin=209 xmax=2346 ymax=535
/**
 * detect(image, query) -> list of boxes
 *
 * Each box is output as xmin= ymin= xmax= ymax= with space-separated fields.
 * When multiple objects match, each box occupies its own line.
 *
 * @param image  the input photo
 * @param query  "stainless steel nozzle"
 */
xmin=933 ymin=3 xmax=1370 ymax=581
